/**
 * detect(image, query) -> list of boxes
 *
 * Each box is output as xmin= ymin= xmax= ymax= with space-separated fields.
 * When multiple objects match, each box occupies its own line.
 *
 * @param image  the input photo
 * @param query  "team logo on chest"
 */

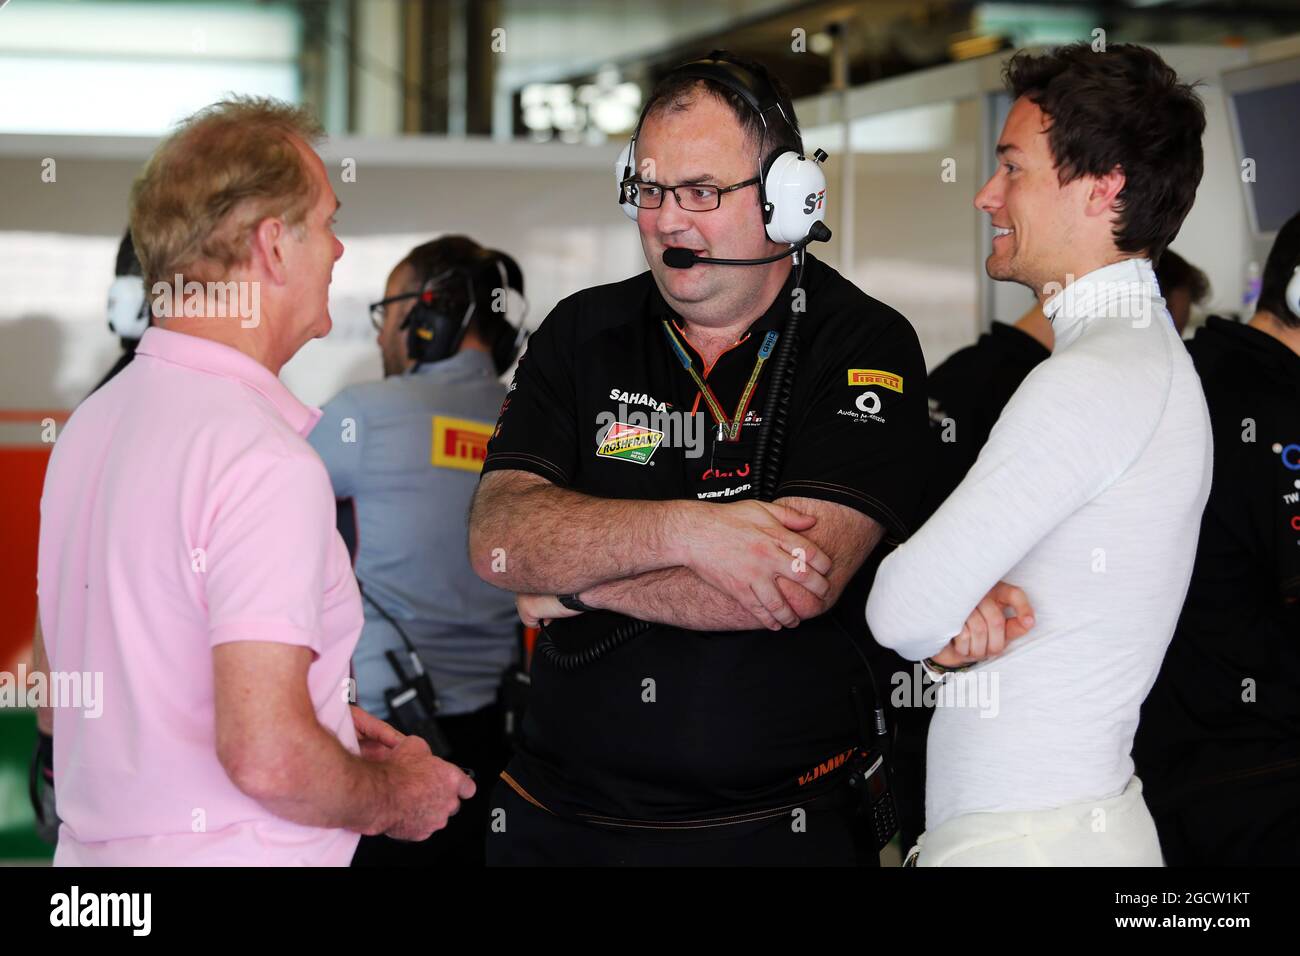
xmin=608 ymin=388 xmax=672 ymax=413
xmin=596 ymin=420 xmax=665 ymax=465
xmin=596 ymin=384 xmax=704 ymax=460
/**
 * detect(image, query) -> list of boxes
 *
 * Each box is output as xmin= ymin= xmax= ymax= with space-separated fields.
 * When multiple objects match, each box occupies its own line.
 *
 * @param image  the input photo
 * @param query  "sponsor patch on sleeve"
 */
xmin=847 ymin=369 xmax=903 ymax=392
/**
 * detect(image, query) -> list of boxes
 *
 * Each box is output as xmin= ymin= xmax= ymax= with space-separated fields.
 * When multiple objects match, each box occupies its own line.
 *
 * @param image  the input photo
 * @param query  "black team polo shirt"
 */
xmin=479 ymin=253 xmax=929 ymax=824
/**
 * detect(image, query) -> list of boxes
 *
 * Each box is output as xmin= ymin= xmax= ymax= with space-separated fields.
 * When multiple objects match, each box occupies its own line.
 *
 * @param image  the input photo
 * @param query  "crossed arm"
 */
xmin=578 ymin=496 xmax=882 ymax=629
xmin=468 ymin=470 xmax=884 ymax=631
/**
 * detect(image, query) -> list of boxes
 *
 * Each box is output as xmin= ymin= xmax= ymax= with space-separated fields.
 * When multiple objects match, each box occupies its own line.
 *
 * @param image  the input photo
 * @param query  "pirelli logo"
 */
xmin=847 ymin=369 xmax=903 ymax=392
xmin=431 ymin=416 xmax=493 ymax=472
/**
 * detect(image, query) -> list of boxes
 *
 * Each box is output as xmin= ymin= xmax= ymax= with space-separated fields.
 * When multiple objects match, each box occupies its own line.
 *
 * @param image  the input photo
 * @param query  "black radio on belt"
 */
xmin=358 ymin=582 xmax=454 ymax=759
xmin=497 ymin=623 xmax=532 ymax=745
xmin=384 ymin=648 xmax=453 ymax=759
xmin=847 ymin=750 xmax=898 ymax=853
xmin=848 ymin=683 xmax=899 ymax=853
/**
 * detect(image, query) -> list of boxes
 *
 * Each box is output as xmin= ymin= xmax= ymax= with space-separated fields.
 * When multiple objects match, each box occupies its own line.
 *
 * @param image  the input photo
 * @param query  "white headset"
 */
xmin=107 ymin=274 xmax=149 ymax=340
xmin=615 ymin=51 xmax=828 ymax=247
xmin=1286 ymin=265 xmax=1300 ymax=319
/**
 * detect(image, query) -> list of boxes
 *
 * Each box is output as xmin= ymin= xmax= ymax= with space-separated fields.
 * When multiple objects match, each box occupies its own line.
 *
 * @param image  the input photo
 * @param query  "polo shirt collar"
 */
xmin=411 ymin=347 xmax=497 ymax=380
xmin=134 ymin=327 xmax=321 ymax=437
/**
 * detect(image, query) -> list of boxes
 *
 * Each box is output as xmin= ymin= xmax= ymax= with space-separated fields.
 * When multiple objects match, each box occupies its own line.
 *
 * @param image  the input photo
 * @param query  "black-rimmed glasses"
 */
xmin=368 ymin=292 xmax=421 ymax=332
xmin=620 ymin=176 xmax=760 ymax=212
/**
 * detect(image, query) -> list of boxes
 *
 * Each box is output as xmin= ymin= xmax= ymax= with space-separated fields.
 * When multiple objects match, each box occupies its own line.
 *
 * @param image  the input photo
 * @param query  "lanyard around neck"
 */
xmin=660 ymin=320 xmax=778 ymax=441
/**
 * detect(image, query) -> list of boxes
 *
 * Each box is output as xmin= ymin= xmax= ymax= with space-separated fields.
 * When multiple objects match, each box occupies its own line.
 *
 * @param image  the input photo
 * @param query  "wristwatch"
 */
xmin=557 ymin=593 xmax=597 ymax=613
xmin=921 ymin=656 xmax=973 ymax=682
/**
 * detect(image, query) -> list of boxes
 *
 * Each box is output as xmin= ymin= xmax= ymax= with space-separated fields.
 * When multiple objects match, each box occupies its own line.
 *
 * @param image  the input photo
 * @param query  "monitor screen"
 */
xmin=1224 ymin=58 xmax=1300 ymax=238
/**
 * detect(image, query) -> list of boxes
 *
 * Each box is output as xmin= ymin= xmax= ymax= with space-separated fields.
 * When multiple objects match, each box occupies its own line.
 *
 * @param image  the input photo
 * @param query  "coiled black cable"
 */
xmin=751 ymin=252 xmax=804 ymax=501
xmin=536 ymin=616 xmax=652 ymax=672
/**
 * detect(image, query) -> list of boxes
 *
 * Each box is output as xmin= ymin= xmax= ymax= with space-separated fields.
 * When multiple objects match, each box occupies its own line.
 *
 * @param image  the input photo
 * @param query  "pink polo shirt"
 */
xmin=38 ymin=327 xmax=363 ymax=866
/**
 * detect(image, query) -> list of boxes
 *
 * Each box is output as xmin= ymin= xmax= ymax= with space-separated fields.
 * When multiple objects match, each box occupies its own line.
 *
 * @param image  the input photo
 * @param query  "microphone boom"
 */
xmin=661 ymin=222 xmax=831 ymax=269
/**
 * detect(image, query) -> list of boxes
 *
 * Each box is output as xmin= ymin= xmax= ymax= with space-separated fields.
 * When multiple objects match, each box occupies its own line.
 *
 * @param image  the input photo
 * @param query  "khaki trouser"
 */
xmin=907 ymin=776 xmax=1164 ymax=867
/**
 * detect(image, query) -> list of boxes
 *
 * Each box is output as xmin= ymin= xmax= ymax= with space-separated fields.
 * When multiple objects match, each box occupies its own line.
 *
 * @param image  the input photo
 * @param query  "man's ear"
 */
xmin=248 ymin=216 xmax=290 ymax=285
xmin=1086 ymin=164 xmax=1126 ymax=219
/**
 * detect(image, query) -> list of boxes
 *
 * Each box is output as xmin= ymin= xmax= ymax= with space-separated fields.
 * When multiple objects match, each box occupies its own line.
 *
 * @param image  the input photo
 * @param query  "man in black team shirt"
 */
xmin=468 ymin=52 xmax=929 ymax=865
xmin=1134 ymin=211 xmax=1300 ymax=864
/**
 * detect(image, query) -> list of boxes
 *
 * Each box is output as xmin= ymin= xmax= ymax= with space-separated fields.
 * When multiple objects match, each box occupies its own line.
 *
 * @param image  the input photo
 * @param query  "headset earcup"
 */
xmin=1286 ymin=266 xmax=1300 ymax=319
xmin=403 ymin=301 xmax=428 ymax=362
xmin=403 ymin=284 xmax=442 ymax=364
xmin=107 ymin=275 xmax=148 ymax=339
xmin=762 ymin=151 xmax=827 ymax=245
xmin=615 ymin=142 xmax=638 ymax=222
xmin=409 ymin=308 xmax=458 ymax=365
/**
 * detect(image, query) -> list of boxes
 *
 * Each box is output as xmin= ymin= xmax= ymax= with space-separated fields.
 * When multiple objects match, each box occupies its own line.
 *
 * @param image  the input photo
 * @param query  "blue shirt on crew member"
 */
xmin=308 ymin=348 xmax=517 ymax=717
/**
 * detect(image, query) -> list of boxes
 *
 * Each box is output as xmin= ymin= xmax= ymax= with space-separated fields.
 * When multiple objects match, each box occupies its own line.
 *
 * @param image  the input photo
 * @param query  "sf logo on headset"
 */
xmin=803 ymin=189 xmax=825 ymax=215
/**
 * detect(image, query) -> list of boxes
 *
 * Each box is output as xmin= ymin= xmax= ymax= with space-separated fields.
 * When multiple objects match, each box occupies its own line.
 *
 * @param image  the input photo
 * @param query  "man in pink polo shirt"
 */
xmin=36 ymin=96 xmax=474 ymax=865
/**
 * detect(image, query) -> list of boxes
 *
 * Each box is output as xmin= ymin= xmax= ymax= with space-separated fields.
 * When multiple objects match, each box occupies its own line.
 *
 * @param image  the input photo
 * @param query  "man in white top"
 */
xmin=865 ymin=43 xmax=1212 ymax=866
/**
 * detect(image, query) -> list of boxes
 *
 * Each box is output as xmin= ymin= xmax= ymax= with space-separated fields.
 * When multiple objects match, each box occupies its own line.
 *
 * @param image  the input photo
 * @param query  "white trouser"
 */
xmin=907 ymin=776 xmax=1164 ymax=867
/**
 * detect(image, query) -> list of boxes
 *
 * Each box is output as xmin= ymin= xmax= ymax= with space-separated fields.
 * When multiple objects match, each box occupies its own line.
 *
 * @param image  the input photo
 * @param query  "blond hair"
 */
xmin=129 ymin=96 xmax=325 ymax=290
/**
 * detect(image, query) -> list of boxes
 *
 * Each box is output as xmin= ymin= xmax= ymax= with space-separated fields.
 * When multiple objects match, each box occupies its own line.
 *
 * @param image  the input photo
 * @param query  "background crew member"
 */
xmin=97 ymin=230 xmax=154 ymax=390
xmin=468 ymin=52 xmax=930 ymax=866
xmin=1156 ymin=249 xmax=1211 ymax=337
xmin=309 ymin=235 xmax=523 ymax=866
xmin=1135 ymin=210 xmax=1300 ymax=864
xmin=867 ymin=43 xmax=1210 ymax=866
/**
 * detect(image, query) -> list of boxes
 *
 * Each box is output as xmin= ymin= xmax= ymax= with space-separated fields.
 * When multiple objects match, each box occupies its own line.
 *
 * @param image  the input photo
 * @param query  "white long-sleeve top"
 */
xmin=866 ymin=258 xmax=1212 ymax=830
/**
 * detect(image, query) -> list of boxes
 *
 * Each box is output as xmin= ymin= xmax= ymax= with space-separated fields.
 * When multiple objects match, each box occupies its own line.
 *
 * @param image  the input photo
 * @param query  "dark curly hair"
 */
xmin=1005 ymin=43 xmax=1206 ymax=263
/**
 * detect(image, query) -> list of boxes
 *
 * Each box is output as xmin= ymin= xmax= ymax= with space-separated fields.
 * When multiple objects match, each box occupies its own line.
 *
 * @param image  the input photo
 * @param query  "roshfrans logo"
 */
xmin=596 ymin=421 xmax=664 ymax=464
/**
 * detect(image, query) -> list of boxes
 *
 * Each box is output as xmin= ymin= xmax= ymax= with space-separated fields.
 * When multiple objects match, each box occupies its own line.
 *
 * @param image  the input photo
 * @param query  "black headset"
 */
xmin=401 ymin=249 xmax=527 ymax=373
